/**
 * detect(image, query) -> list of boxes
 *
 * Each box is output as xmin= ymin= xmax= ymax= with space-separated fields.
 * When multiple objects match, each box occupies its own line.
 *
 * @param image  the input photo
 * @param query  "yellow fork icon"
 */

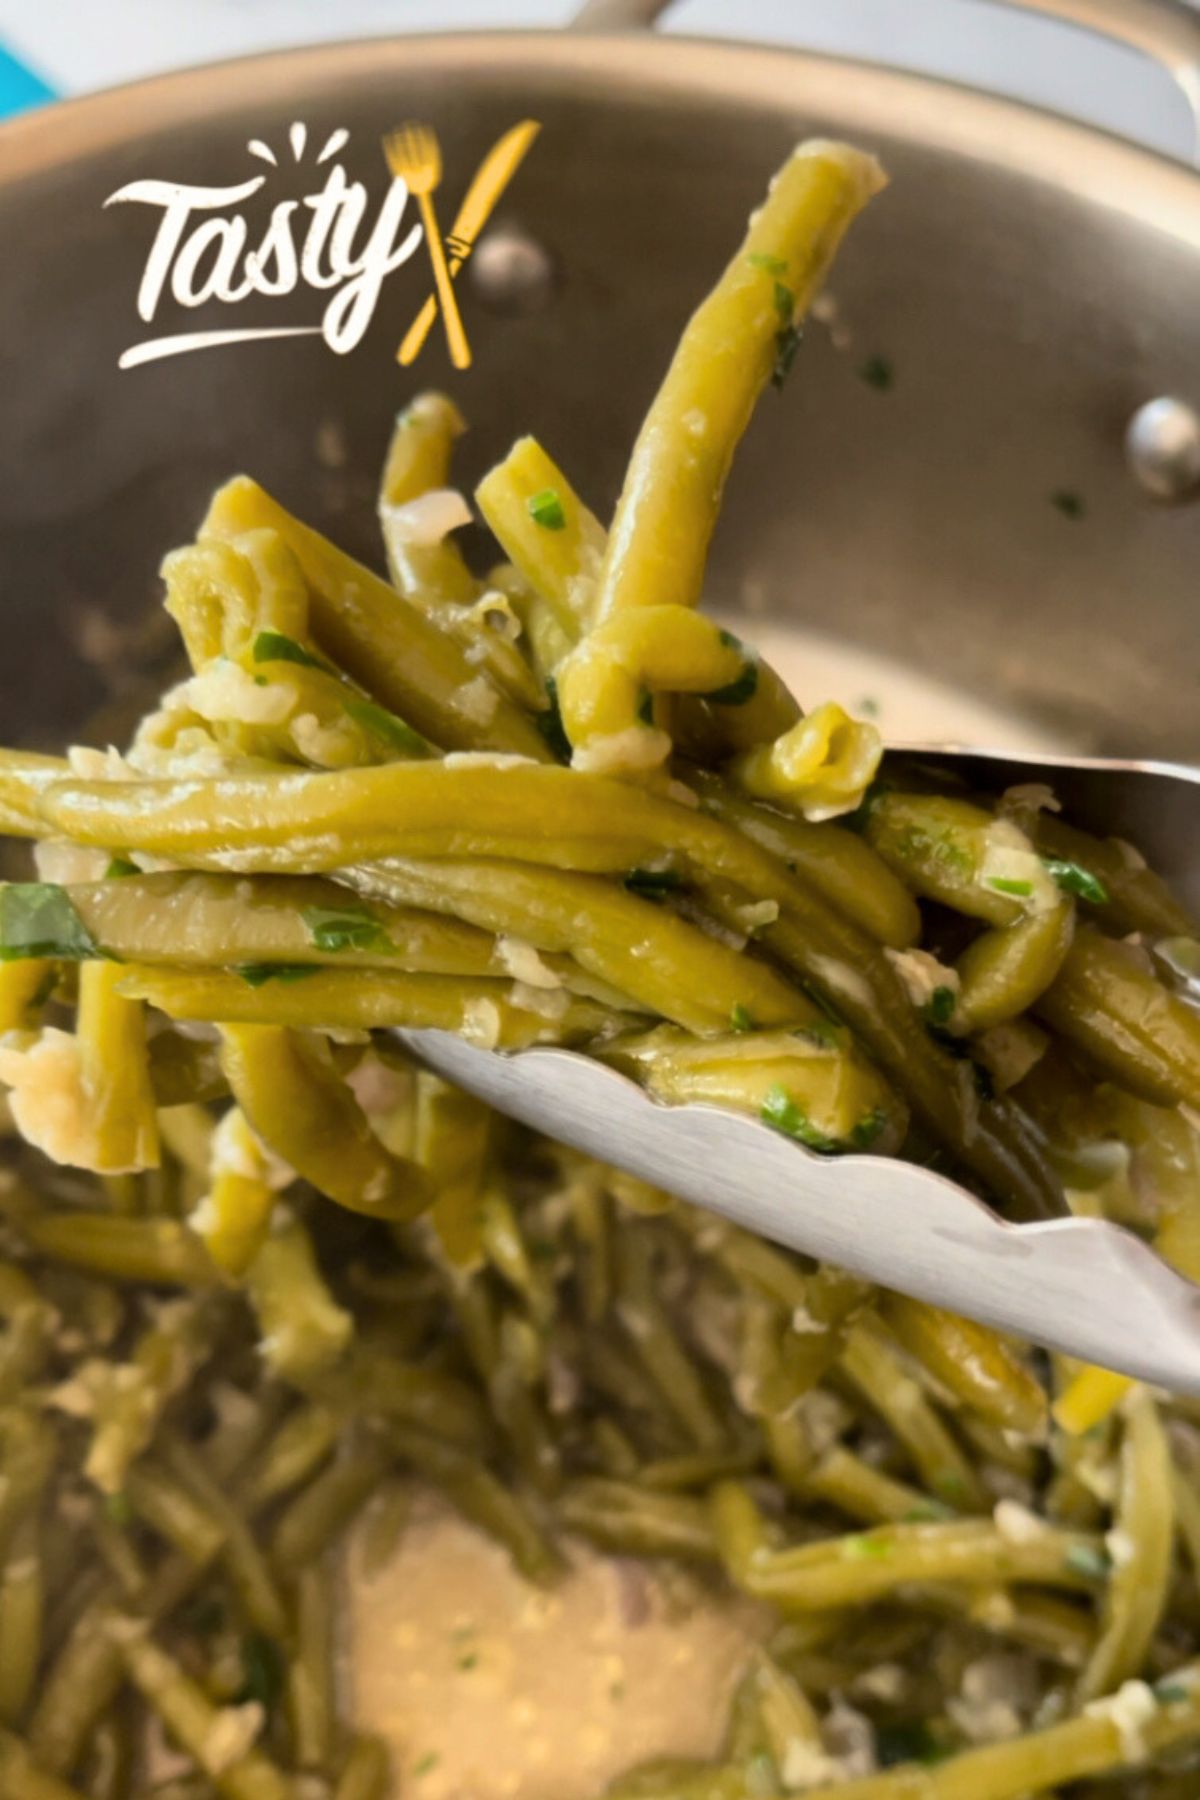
xmin=381 ymin=120 xmax=541 ymax=369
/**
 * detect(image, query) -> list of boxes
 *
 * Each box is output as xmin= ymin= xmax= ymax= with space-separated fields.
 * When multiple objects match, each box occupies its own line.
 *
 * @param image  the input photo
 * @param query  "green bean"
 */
xmin=476 ymin=436 xmax=605 ymax=638
xmin=0 ymin=1262 xmax=57 ymax=1402
xmin=692 ymin=773 xmax=920 ymax=948
xmin=614 ymin=1228 xmax=725 ymax=1451
xmin=710 ymin=1480 xmax=1107 ymax=1612
xmin=0 ymin=1729 xmax=89 ymax=1800
xmin=840 ymin=1324 xmax=987 ymax=1511
xmin=162 ymin=531 xmax=308 ymax=672
xmin=73 ymin=961 xmax=159 ymax=1175
xmin=241 ymin=1404 xmax=339 ymax=1513
xmin=124 ymin=1462 xmax=228 ymax=1565
xmin=593 ymin=141 xmax=885 ymax=621
xmin=415 ymin=1073 xmax=491 ymax=1269
xmin=335 ymin=1736 xmax=391 ymax=1800
xmin=1077 ymin=1389 xmax=1173 ymax=1703
xmin=802 ymin=1446 xmax=938 ymax=1526
xmin=355 ymin=857 xmax=808 ymax=1037
xmin=48 ymin=872 xmax=499 ymax=976
xmin=379 ymin=398 xmax=500 ymax=647
xmin=0 ymin=959 xmax=54 ymax=1032
xmin=558 ymin=1477 xmax=716 ymax=1561
xmin=0 ymin=1411 xmax=56 ymax=1565
xmin=0 ymin=1513 xmax=41 ymax=1725
xmin=1036 ymin=925 xmax=1200 ymax=1108
xmin=200 ymin=477 xmax=550 ymax=761
xmin=1033 ymin=811 xmax=1195 ymax=937
xmin=221 ymin=1023 xmax=431 ymax=1222
xmin=385 ymin=1421 xmax=563 ymax=1585
xmin=271 ymin=1431 xmax=395 ymax=1571
xmin=243 ymin=1214 xmax=353 ymax=1384
xmin=805 ymin=1661 xmax=1200 ymax=1798
xmin=955 ymin=901 xmax=1076 ymax=1032
xmin=19 ymin=1215 xmax=217 ymax=1288
xmin=160 ymin=1434 xmax=289 ymax=1646
xmin=880 ymin=1295 xmax=1048 ymax=1436
xmin=285 ymin=1560 xmax=336 ymax=1770
xmin=120 ymin=962 xmax=612 ymax=1047
xmin=609 ymin=1026 xmax=905 ymax=1155
xmin=308 ymin=1342 xmax=488 ymax=1448
xmin=112 ymin=1622 xmax=291 ymax=1800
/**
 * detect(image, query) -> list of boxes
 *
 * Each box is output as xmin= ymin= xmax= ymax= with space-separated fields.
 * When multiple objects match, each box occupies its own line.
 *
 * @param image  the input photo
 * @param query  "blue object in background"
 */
xmin=0 ymin=39 xmax=55 ymax=118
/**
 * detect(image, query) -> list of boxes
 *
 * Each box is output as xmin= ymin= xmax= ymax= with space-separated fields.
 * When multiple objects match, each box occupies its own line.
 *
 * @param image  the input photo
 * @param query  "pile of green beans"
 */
xmin=0 ymin=136 xmax=1198 ymax=1795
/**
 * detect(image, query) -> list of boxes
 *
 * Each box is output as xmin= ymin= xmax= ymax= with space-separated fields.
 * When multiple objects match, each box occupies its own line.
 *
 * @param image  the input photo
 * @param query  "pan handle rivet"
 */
xmin=1125 ymin=396 xmax=1200 ymax=502
xmin=468 ymin=223 xmax=557 ymax=316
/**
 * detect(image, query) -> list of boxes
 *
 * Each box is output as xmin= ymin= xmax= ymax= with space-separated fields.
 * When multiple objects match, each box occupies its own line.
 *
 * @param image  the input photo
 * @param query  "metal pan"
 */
xmin=0 ymin=0 xmax=1197 ymax=753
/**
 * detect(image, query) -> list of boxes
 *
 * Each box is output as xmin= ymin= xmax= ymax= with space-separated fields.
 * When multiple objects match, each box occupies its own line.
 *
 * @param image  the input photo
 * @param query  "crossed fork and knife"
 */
xmin=382 ymin=118 xmax=540 ymax=371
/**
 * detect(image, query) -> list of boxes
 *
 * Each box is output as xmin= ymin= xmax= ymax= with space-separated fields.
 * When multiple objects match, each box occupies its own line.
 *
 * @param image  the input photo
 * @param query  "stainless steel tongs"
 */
xmin=398 ymin=748 xmax=1200 ymax=1393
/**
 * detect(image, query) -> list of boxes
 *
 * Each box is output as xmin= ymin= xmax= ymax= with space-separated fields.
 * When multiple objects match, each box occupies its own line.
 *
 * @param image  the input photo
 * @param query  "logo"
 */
xmin=104 ymin=118 xmax=540 ymax=370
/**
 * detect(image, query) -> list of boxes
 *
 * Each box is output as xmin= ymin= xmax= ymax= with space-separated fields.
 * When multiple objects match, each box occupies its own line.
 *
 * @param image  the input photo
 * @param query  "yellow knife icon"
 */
xmin=395 ymin=118 xmax=541 ymax=367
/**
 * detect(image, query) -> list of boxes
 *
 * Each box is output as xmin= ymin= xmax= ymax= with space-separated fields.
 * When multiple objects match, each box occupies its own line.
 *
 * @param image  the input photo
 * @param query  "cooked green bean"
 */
xmin=593 ymin=141 xmax=885 ymax=621
xmin=1 ymin=129 xmax=1199 ymax=1800
xmin=112 ymin=1621 xmax=291 ymax=1800
xmin=1077 ymin=1389 xmax=1173 ymax=1703
xmin=1036 ymin=925 xmax=1200 ymax=1107
xmin=220 ymin=1023 xmax=432 ymax=1222
xmin=200 ymin=478 xmax=549 ymax=761
xmin=476 ymin=435 xmax=606 ymax=638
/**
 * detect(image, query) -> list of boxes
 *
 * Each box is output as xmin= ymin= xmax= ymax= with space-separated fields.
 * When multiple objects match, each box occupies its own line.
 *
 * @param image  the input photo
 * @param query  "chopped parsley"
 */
xmin=773 ymin=280 xmax=795 ymax=324
xmin=859 ymin=353 xmax=895 ymax=391
xmin=0 ymin=884 xmax=98 ymax=962
xmin=527 ymin=487 xmax=566 ymax=531
xmin=536 ymin=677 xmax=572 ymax=763
xmin=857 ymin=695 xmax=880 ymax=718
xmin=843 ymin=1533 xmax=893 ymax=1560
xmin=849 ymin=1107 xmax=889 ymax=1150
xmin=925 ymin=986 xmax=957 ymax=1027
xmin=987 ymin=876 xmax=1034 ymax=898
xmin=746 ymin=252 xmax=788 ymax=277
xmin=876 ymin=1722 xmax=951 ymax=1768
xmin=413 ymin=1754 xmax=440 ymax=1777
xmin=251 ymin=628 xmax=333 ymax=674
xmin=105 ymin=857 xmax=139 ymax=880
xmin=237 ymin=1634 xmax=285 ymax=1711
xmin=1051 ymin=489 xmax=1086 ymax=520
xmin=343 ymin=696 xmax=426 ymax=756
xmin=730 ymin=1003 xmax=754 ymax=1033
xmin=935 ymin=1469 xmax=968 ymax=1503
xmin=901 ymin=1501 xmax=954 ymax=1523
xmin=457 ymin=1651 xmax=479 ymax=1671
xmin=760 ymin=1084 xmax=838 ymax=1153
xmin=623 ymin=867 xmax=684 ymax=902
xmin=1042 ymin=858 xmax=1108 ymax=906
xmin=1065 ymin=1543 xmax=1111 ymax=1581
xmin=708 ymin=663 xmax=759 ymax=707
xmin=1154 ymin=1679 xmax=1191 ymax=1705
xmin=771 ymin=322 xmax=803 ymax=392
xmin=235 ymin=963 xmax=319 ymax=988
xmin=301 ymin=901 xmax=392 ymax=955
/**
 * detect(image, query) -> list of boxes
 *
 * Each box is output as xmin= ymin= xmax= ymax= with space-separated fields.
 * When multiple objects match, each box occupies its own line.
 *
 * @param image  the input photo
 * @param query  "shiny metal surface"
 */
xmin=398 ymin=1026 xmax=1200 ymax=1390
xmin=0 ymin=32 xmax=1198 ymax=760
xmin=575 ymin=0 xmax=1200 ymax=157
xmin=398 ymin=743 xmax=1200 ymax=1387
xmin=1126 ymin=394 xmax=1200 ymax=499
